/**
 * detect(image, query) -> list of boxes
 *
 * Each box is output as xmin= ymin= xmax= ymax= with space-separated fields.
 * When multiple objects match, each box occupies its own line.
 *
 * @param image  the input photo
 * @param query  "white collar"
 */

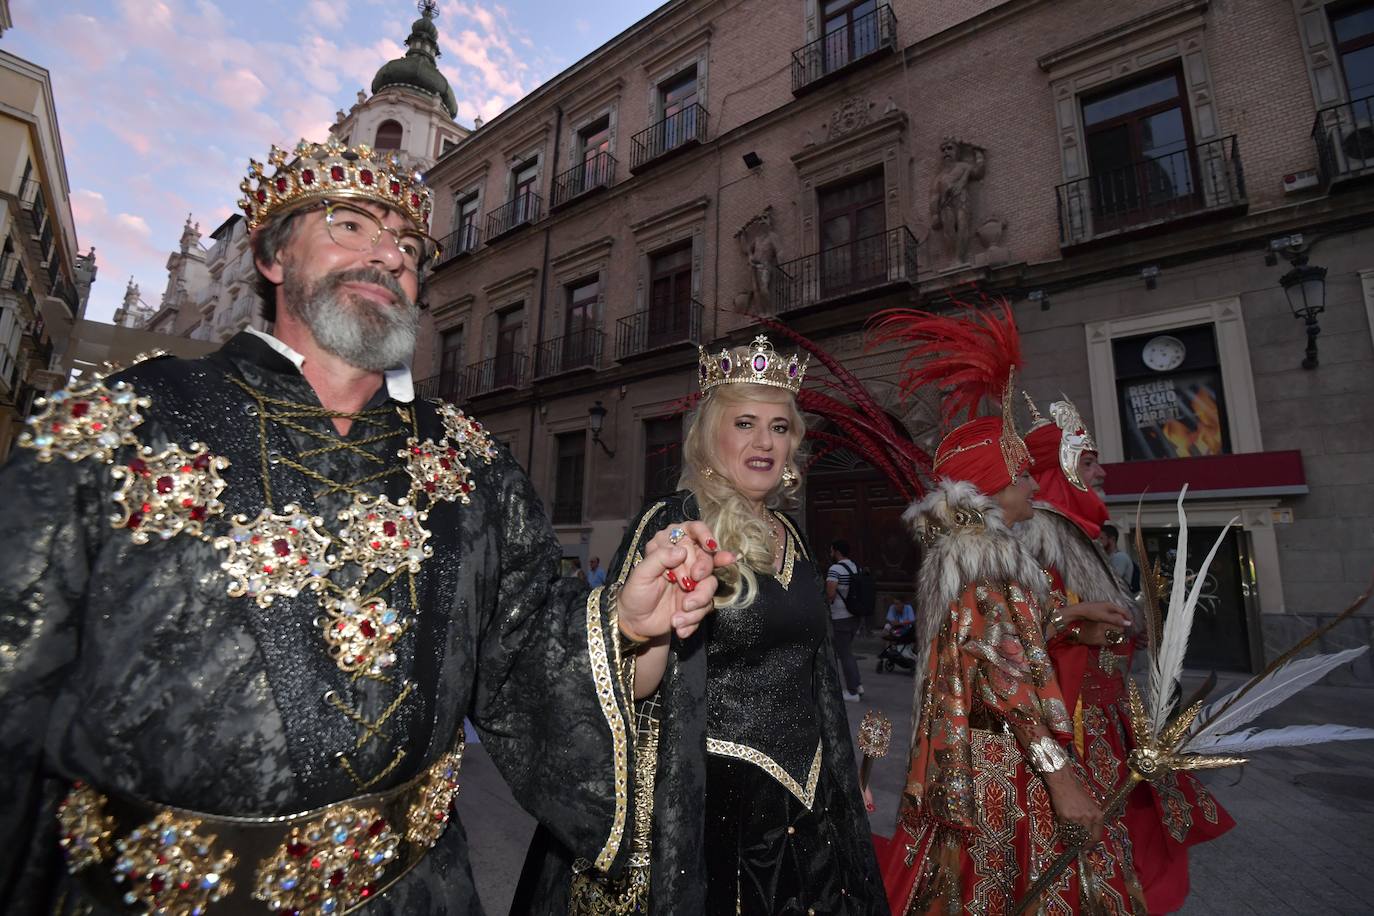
xmin=245 ymin=327 xmax=415 ymax=403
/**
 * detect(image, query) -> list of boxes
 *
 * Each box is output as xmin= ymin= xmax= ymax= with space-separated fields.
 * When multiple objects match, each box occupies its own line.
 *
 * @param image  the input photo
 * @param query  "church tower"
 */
xmin=329 ymin=1 xmax=469 ymax=171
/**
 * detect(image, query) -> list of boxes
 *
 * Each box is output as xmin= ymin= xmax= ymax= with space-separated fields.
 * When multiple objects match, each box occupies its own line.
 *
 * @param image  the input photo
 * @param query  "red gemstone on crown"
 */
xmin=390 ymin=181 xmax=401 ymax=195
xmin=129 ymin=458 xmax=149 ymax=475
xmin=329 ymin=869 xmax=345 ymax=887
xmin=70 ymin=401 xmax=90 ymax=418
xmin=368 ymin=817 xmax=387 ymax=836
xmin=149 ymin=875 xmax=165 ymax=894
xmin=302 ymin=169 xmax=315 ymax=185
xmin=382 ymin=521 xmax=398 ymax=537
xmin=193 ymin=454 xmax=210 ymax=470
xmin=330 ymin=165 xmax=345 ymax=182
xmin=359 ymin=619 xmax=376 ymax=639
xmin=190 ymin=506 xmax=207 ymax=521
xmin=256 ymin=189 xmax=267 ymax=203
xmin=273 ymin=538 xmax=290 ymax=557
xmin=275 ymin=177 xmax=288 ymax=194
xmin=287 ymin=841 xmax=309 ymax=858
xmin=128 ymin=512 xmax=143 ymax=529
xmin=360 ymin=169 xmax=374 ymax=186
xmin=156 ymin=476 xmax=174 ymax=494
xmin=410 ymin=193 xmax=420 ymax=208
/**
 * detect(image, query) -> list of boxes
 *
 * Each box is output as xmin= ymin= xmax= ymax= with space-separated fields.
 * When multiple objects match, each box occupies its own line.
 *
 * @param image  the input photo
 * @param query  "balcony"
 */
xmin=465 ymin=352 xmax=528 ymax=396
xmin=414 ymin=366 xmax=475 ymax=403
xmin=1313 ymin=94 xmax=1374 ymax=188
xmin=434 ymin=224 xmax=482 ymax=269
xmin=534 ymin=327 xmax=603 ymax=378
xmin=630 ymin=104 xmax=708 ymax=173
xmin=1055 ymin=135 xmax=1247 ymax=248
xmin=552 ymin=151 xmax=617 ymax=208
xmin=791 ymin=5 xmax=897 ymax=95
xmin=616 ymin=298 xmax=703 ymax=360
xmin=768 ymin=226 xmax=918 ymax=315
xmin=0 ymin=253 xmax=17 ymax=289
xmin=485 ymin=192 xmax=542 ymax=243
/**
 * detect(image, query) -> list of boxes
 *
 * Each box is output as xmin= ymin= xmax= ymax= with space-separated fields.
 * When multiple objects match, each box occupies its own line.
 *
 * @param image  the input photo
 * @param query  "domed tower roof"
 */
xmin=371 ymin=1 xmax=458 ymax=118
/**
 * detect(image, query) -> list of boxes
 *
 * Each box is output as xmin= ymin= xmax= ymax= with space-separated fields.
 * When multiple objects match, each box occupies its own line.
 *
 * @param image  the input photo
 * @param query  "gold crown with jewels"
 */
xmin=238 ymin=139 xmax=434 ymax=232
xmin=698 ymin=335 xmax=808 ymax=395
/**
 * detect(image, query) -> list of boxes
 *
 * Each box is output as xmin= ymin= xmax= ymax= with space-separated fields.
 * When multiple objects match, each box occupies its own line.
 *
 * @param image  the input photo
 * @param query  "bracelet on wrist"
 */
xmin=1028 ymin=735 xmax=1071 ymax=775
xmin=609 ymin=585 xmax=651 ymax=654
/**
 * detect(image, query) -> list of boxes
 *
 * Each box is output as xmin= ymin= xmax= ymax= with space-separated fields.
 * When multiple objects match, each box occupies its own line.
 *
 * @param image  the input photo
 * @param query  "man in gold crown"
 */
xmin=0 ymin=140 xmax=732 ymax=915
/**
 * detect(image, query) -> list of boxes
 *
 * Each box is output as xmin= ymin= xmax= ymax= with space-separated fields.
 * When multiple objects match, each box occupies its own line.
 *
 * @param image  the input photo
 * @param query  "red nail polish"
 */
xmin=681 ymin=576 xmax=696 ymax=592
xmin=665 ymin=570 xmax=677 ymax=583
xmin=706 ymin=539 xmax=718 ymax=551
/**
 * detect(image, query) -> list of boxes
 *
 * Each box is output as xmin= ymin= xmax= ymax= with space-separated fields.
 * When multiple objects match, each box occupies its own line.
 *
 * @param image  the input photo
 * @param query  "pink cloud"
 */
xmin=213 ymin=68 xmax=269 ymax=112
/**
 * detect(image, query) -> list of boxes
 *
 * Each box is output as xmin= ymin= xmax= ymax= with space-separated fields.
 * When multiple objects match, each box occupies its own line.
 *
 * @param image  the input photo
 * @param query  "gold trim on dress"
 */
xmin=587 ymin=585 xmax=631 ymax=872
xmin=706 ymin=737 xmax=824 ymax=809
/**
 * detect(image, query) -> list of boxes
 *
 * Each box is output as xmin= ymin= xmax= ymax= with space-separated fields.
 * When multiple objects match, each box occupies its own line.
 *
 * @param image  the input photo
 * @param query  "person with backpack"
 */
xmin=826 ymin=539 xmax=869 ymax=701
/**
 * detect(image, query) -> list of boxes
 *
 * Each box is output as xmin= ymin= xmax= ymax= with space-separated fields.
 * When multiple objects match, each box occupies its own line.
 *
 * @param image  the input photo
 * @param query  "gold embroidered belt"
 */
xmin=55 ymin=744 xmax=463 ymax=916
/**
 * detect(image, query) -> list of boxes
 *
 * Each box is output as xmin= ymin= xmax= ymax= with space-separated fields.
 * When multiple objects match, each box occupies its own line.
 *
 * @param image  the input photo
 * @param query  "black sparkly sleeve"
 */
xmin=0 ymin=449 xmax=103 ymax=899
xmin=468 ymin=451 xmax=637 ymax=875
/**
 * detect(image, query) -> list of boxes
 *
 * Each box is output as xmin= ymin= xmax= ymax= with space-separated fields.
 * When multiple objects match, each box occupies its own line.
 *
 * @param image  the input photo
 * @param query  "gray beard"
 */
xmin=283 ymin=264 xmax=418 ymax=372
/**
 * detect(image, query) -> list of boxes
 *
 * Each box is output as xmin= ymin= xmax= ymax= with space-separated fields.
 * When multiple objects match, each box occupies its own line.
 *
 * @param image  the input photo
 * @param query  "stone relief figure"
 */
xmin=929 ymin=137 xmax=986 ymax=266
xmin=735 ymin=206 xmax=783 ymax=313
xmin=972 ymin=215 xmax=1009 ymax=268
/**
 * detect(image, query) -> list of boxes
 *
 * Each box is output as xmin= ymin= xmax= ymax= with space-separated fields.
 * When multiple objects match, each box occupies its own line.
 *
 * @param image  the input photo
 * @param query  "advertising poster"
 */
xmin=1118 ymin=369 xmax=1228 ymax=460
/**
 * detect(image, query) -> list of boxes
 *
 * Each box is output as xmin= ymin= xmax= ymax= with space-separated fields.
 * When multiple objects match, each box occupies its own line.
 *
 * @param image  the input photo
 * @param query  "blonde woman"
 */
xmin=514 ymin=336 xmax=886 ymax=915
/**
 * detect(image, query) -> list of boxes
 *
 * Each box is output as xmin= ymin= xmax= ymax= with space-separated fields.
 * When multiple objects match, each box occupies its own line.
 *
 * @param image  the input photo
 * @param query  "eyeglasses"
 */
xmin=322 ymin=201 xmax=441 ymax=273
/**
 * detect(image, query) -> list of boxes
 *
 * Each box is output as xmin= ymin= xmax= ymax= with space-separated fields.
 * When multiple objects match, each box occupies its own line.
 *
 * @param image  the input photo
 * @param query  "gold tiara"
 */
xmin=698 ymin=335 xmax=807 ymax=394
xmin=239 ymin=139 xmax=433 ymax=232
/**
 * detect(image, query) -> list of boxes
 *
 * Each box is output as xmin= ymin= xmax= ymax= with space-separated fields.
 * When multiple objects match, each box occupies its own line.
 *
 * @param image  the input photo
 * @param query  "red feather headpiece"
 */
xmin=867 ymin=298 xmax=1022 ymax=429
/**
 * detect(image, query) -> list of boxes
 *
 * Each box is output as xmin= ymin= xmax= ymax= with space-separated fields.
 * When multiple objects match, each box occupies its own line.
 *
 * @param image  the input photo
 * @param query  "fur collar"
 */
xmin=1015 ymin=505 xmax=1136 ymax=610
xmin=903 ymin=480 xmax=1052 ymax=751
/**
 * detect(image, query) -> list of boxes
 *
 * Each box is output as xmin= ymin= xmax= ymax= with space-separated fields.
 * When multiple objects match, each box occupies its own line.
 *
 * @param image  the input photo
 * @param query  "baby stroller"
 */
xmin=876 ymin=622 xmax=917 ymax=673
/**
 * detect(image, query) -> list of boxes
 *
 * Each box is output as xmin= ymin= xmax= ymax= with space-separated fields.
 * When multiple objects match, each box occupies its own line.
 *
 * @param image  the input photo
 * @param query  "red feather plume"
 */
xmin=867 ymin=297 xmax=1022 ymax=429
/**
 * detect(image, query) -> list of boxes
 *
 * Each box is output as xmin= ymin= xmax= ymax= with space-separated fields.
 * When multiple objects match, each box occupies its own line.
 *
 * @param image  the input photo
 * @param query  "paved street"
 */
xmin=455 ymin=635 xmax=1374 ymax=914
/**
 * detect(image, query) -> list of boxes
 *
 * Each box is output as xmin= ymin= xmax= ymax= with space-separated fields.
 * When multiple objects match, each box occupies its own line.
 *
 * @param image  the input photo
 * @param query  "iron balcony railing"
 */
xmin=616 ymin=298 xmax=703 ymax=360
xmin=534 ymin=327 xmax=603 ymax=378
xmin=1313 ymin=94 xmax=1374 ymax=187
xmin=630 ymin=104 xmax=708 ymax=172
xmin=1055 ymin=135 xmax=1246 ymax=247
xmin=791 ymin=4 xmax=897 ymax=94
xmin=435 ymin=224 xmax=482 ymax=268
xmin=414 ymin=366 xmax=475 ymax=403
xmin=485 ymin=192 xmax=542 ymax=242
xmin=552 ymin=151 xmax=617 ymax=208
xmin=768 ymin=226 xmax=918 ymax=315
xmin=466 ymin=352 xmax=528 ymax=395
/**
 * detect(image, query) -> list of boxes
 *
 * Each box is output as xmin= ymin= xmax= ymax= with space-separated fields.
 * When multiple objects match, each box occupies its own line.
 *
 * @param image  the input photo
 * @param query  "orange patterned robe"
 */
xmin=887 ymin=578 xmax=1147 ymax=916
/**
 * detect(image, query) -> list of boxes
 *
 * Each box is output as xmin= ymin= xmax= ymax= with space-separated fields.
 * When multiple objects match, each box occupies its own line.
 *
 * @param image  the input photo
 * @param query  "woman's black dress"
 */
xmin=512 ymin=491 xmax=887 ymax=915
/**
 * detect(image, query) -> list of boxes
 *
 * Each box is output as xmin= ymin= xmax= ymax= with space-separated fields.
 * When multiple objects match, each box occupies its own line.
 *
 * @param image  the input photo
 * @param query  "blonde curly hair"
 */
xmin=678 ymin=382 xmax=807 ymax=611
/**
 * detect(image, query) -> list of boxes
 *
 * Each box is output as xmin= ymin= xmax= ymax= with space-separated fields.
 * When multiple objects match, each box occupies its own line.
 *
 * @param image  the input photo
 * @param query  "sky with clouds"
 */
xmin=6 ymin=0 xmax=659 ymax=323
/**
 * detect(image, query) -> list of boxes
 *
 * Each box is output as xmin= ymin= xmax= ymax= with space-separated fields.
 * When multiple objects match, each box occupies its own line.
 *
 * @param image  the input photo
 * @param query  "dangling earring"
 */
xmin=782 ymin=464 xmax=798 ymax=487
xmin=699 ymin=466 xmax=715 ymax=478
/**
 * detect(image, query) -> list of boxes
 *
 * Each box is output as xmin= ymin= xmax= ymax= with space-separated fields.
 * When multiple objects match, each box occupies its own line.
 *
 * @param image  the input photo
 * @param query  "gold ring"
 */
xmin=1104 ymin=628 xmax=1125 ymax=645
xmin=667 ymin=527 xmax=687 ymax=546
xmin=1057 ymin=821 xmax=1091 ymax=847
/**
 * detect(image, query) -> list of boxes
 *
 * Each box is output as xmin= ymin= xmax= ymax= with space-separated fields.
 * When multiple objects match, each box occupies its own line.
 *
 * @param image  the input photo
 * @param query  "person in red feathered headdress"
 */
xmin=1018 ymin=394 xmax=1234 ymax=915
xmin=867 ymin=303 xmax=1147 ymax=916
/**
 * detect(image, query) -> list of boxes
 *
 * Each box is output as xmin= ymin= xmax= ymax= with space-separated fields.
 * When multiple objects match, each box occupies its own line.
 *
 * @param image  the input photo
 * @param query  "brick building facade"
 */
xmin=420 ymin=0 xmax=1374 ymax=674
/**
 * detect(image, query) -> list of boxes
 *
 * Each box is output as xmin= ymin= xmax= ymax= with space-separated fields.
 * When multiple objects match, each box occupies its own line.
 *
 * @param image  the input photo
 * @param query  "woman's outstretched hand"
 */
xmin=618 ymin=521 xmax=737 ymax=641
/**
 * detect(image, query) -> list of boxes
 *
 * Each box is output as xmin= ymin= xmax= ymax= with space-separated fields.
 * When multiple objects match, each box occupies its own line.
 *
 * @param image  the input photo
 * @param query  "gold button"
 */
xmin=787 ymin=826 xmax=796 ymax=835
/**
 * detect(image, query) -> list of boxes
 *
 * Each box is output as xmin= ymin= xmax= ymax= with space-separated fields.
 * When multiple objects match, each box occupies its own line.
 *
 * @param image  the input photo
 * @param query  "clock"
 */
xmin=1142 ymin=335 xmax=1186 ymax=372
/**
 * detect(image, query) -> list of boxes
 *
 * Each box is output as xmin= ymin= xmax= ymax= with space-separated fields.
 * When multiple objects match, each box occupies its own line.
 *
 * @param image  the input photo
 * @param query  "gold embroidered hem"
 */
xmin=586 ymin=585 xmax=631 ymax=872
xmin=706 ymin=737 xmax=824 ymax=809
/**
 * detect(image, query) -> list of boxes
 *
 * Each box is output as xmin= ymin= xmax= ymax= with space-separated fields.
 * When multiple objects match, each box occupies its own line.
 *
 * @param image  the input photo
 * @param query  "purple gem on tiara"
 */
xmin=788 ymin=363 xmax=799 ymax=378
xmin=752 ymin=354 xmax=768 ymax=372
xmin=720 ymin=357 xmax=731 ymax=373
xmin=699 ymin=363 xmax=707 ymax=379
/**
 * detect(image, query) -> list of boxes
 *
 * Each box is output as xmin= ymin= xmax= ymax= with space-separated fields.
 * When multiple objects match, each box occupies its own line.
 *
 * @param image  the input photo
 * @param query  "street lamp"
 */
xmin=588 ymin=400 xmax=615 ymax=457
xmin=1279 ymin=259 xmax=1327 ymax=370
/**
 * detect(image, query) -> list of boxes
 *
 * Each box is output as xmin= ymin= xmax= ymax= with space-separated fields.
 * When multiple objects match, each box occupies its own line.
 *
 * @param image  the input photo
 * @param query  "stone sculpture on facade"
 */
xmin=929 ymin=138 xmax=986 ymax=266
xmin=735 ymin=206 xmax=783 ymax=314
